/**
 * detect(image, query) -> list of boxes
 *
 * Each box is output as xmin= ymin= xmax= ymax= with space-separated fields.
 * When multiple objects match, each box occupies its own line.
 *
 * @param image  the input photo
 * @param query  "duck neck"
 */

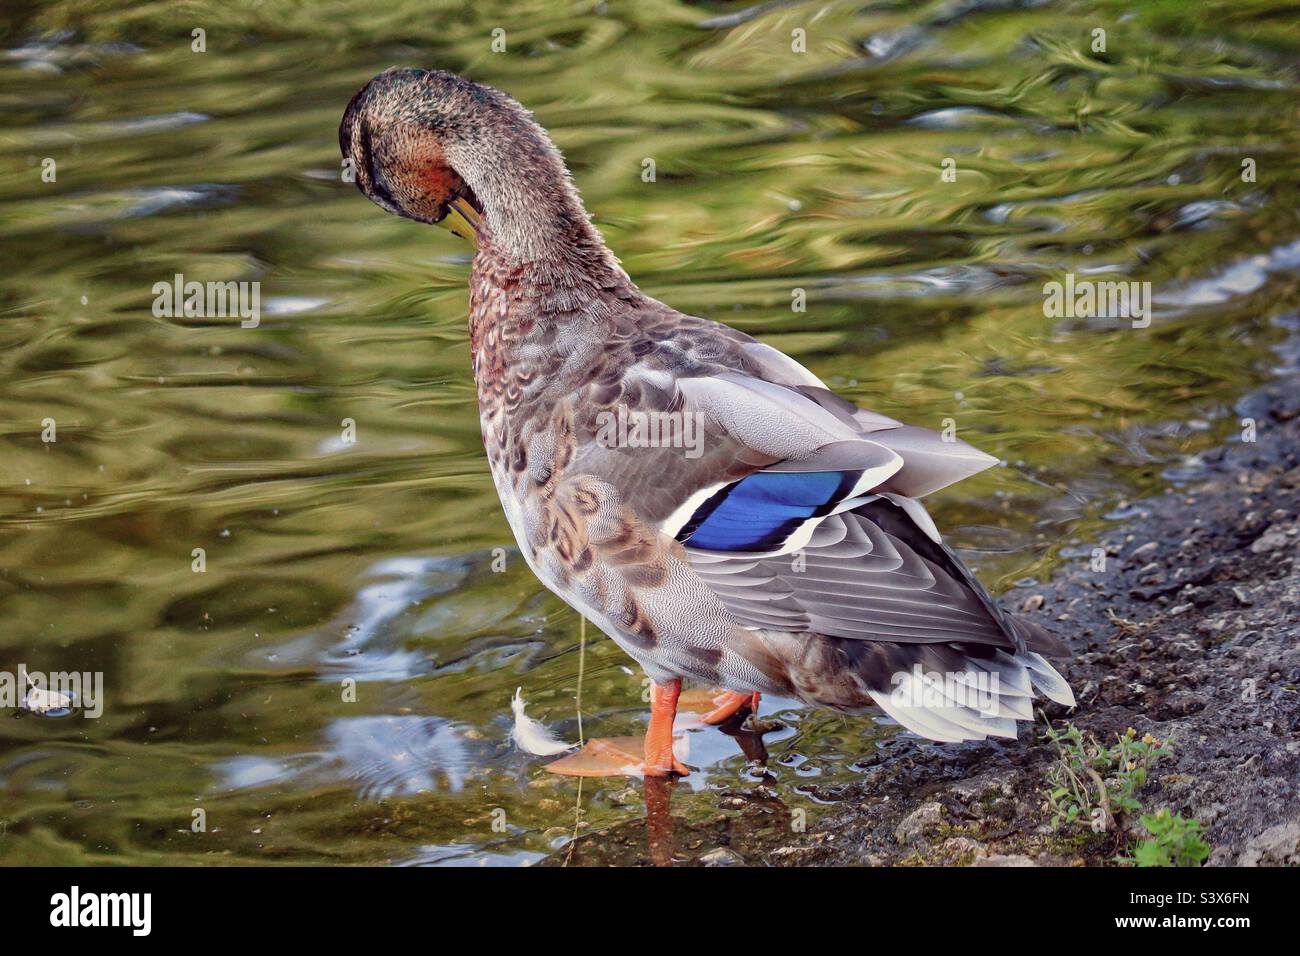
xmin=470 ymin=209 xmax=630 ymax=293
xmin=467 ymin=224 xmax=638 ymax=374
xmin=466 ymin=166 xmax=603 ymax=267
xmin=464 ymin=177 xmax=640 ymax=346
xmin=466 ymin=209 xmax=644 ymax=396
xmin=439 ymin=113 xmax=633 ymax=288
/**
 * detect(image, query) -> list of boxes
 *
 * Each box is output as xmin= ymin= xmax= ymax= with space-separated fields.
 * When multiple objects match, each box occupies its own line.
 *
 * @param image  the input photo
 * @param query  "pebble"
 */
xmin=974 ymin=853 xmax=1038 ymax=867
xmin=699 ymin=847 xmax=745 ymax=867
xmin=1250 ymin=528 xmax=1291 ymax=553
xmin=1129 ymin=541 xmax=1160 ymax=563
xmin=940 ymin=837 xmax=987 ymax=862
xmin=894 ymin=802 xmax=944 ymax=844
xmin=1237 ymin=822 xmax=1300 ymax=867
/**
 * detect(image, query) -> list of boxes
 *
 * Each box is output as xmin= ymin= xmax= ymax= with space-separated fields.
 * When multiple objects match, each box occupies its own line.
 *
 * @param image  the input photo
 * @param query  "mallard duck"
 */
xmin=339 ymin=68 xmax=1073 ymax=777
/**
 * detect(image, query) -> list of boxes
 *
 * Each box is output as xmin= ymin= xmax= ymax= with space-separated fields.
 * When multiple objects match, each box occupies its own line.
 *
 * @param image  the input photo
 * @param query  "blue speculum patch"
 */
xmin=678 ymin=470 xmax=857 ymax=551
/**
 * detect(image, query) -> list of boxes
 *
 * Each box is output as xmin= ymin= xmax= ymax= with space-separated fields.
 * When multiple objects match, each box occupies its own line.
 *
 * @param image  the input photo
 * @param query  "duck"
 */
xmin=339 ymin=67 xmax=1074 ymax=777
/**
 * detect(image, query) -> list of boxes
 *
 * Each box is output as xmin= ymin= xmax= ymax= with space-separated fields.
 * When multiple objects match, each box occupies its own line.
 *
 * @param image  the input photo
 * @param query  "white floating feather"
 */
xmin=22 ymin=676 xmax=75 ymax=717
xmin=509 ymin=687 xmax=576 ymax=756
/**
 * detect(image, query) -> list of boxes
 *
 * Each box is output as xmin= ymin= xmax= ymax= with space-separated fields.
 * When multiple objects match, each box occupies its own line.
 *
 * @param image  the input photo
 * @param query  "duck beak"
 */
xmin=439 ymin=194 xmax=481 ymax=246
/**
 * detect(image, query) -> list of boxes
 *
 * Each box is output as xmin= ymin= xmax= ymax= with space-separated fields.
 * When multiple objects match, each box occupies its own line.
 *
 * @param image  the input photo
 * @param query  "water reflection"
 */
xmin=216 ymin=715 xmax=480 ymax=799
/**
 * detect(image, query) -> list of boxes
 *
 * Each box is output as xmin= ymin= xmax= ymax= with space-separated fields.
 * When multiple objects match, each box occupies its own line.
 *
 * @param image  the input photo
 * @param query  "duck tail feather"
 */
xmin=1008 ymin=614 xmax=1071 ymax=659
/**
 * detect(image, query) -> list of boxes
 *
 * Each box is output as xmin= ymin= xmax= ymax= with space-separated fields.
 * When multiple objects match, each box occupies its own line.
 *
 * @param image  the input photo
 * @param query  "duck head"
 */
xmin=340 ymin=68 xmax=483 ymax=241
xmin=340 ymin=67 xmax=607 ymax=266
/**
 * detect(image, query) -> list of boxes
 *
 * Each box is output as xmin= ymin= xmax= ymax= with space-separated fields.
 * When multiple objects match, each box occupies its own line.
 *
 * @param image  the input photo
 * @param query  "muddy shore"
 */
xmin=548 ymin=324 xmax=1300 ymax=867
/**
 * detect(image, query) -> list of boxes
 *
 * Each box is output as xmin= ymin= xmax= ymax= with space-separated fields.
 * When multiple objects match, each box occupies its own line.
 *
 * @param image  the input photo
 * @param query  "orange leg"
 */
xmin=644 ymin=679 xmax=691 ymax=776
xmin=700 ymin=690 xmax=760 ymax=726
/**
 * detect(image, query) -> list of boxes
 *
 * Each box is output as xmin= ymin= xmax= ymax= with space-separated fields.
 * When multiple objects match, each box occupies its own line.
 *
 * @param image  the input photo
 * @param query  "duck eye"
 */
xmin=369 ymin=167 xmax=403 ymax=212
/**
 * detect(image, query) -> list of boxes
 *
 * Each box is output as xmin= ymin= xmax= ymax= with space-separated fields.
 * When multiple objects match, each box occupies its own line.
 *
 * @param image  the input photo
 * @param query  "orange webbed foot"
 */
xmin=698 ymin=690 xmax=760 ymax=726
xmin=544 ymin=736 xmax=689 ymax=778
xmin=545 ymin=678 xmax=693 ymax=778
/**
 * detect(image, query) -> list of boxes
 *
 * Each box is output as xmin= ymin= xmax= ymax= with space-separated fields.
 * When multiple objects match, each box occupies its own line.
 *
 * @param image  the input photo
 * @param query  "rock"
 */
xmin=770 ymin=845 xmax=819 ymax=860
xmin=607 ymin=787 xmax=640 ymax=806
xmin=894 ymin=802 xmax=944 ymax=843
xmin=699 ymin=847 xmax=745 ymax=867
xmin=1021 ymin=594 xmax=1044 ymax=613
xmin=940 ymin=837 xmax=988 ymax=863
xmin=1231 ymin=587 xmax=1254 ymax=606
xmin=1249 ymin=528 xmax=1290 ymax=554
xmin=1237 ymin=821 xmax=1300 ymax=866
xmin=974 ymin=853 xmax=1038 ymax=867
xmin=1130 ymin=541 xmax=1160 ymax=563
xmin=948 ymin=774 xmax=1012 ymax=802
xmin=1208 ymin=845 xmax=1237 ymax=867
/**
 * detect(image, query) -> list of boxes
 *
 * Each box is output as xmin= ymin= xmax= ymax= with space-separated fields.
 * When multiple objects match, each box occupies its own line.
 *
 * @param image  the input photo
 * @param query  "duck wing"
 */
xmin=664 ymin=367 xmax=1063 ymax=653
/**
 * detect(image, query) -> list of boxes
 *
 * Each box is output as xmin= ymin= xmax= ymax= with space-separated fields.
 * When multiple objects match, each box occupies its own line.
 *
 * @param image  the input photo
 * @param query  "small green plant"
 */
xmin=1124 ymin=809 xmax=1211 ymax=867
xmin=1042 ymin=723 xmax=1172 ymax=831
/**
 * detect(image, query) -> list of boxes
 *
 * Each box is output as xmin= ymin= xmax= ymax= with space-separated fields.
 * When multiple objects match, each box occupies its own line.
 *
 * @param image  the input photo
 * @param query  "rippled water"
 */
xmin=1 ymin=0 xmax=1297 ymax=865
